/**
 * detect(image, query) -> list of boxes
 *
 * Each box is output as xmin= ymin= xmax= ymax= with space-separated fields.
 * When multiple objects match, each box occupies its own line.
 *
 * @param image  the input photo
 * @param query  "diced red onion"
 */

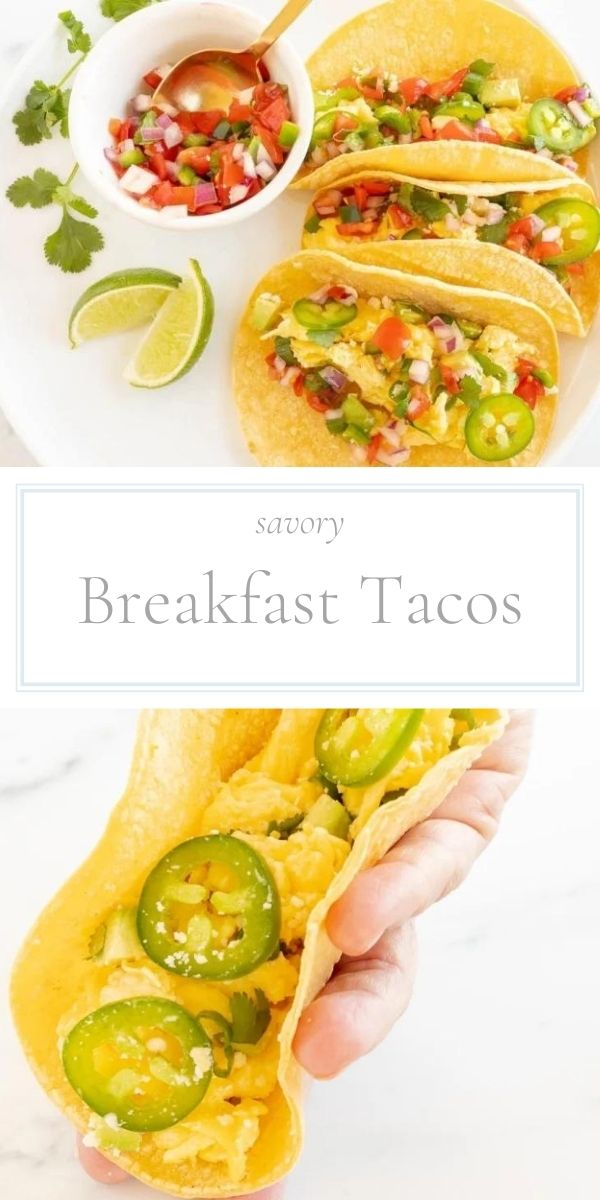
xmin=104 ymin=146 xmax=119 ymax=163
xmin=242 ymin=151 xmax=257 ymax=178
xmin=572 ymin=85 xmax=590 ymax=102
xmin=141 ymin=126 xmax=164 ymax=142
xmin=314 ymin=189 xmax=343 ymax=215
xmin=529 ymin=214 xmax=546 ymax=236
xmin=326 ymin=140 xmax=343 ymax=157
xmin=165 ymin=205 xmax=190 ymax=219
xmin=352 ymin=444 xmax=368 ymax=463
xmin=156 ymin=64 xmax=173 ymax=80
xmin=381 ymin=421 xmax=403 ymax=448
xmin=320 ymin=366 xmax=348 ymax=391
xmin=165 ymin=159 xmax=180 ymax=181
xmin=273 ymin=355 xmax=286 ymax=374
xmin=193 ymin=182 xmax=218 ymax=208
xmin=325 ymin=407 xmax=344 ymax=421
xmin=428 ymin=316 xmax=455 ymax=340
xmin=157 ymin=101 xmax=179 ymax=118
xmin=256 ymin=142 xmax=274 ymax=167
xmin=232 ymin=142 xmax=244 ymax=161
xmin=444 ymin=335 xmax=457 ymax=353
xmin=376 ymin=446 xmax=410 ymax=466
xmin=535 ymin=147 xmax=553 ymax=158
xmin=163 ymin=122 xmax=183 ymax=149
xmin=120 ymin=137 xmax=135 ymax=153
xmin=133 ymin=93 xmax=153 ymax=113
xmin=541 ymin=224 xmax=562 ymax=242
xmin=365 ymin=195 xmax=387 ymax=208
xmin=484 ymin=204 xmax=506 ymax=225
xmin=568 ymin=100 xmax=593 ymax=128
xmin=256 ymin=160 xmax=276 ymax=181
xmin=156 ymin=113 xmax=172 ymax=129
xmin=408 ymin=359 xmax=431 ymax=385
xmin=281 ymin=366 xmax=301 ymax=386
xmin=119 ymin=165 xmax=159 ymax=195
xmin=445 ymin=212 xmax=462 ymax=232
xmin=474 ymin=119 xmax=493 ymax=132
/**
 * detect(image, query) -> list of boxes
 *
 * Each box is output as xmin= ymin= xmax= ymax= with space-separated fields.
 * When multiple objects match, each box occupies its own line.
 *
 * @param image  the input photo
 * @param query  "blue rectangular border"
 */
xmin=16 ymin=483 xmax=584 ymax=692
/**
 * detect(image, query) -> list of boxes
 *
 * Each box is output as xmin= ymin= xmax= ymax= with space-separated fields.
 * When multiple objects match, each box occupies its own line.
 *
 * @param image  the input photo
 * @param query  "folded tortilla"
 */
xmin=234 ymin=248 xmax=559 ymax=467
xmin=301 ymin=173 xmax=600 ymax=336
xmin=295 ymin=0 xmax=587 ymax=189
xmin=12 ymin=707 xmax=507 ymax=1196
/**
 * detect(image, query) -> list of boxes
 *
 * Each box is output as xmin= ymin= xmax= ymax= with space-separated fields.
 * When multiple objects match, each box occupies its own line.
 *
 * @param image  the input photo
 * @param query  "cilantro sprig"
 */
xmin=6 ymin=166 xmax=104 ymax=273
xmin=12 ymin=12 xmax=92 ymax=145
xmin=100 ymin=0 xmax=164 ymax=21
xmin=230 ymin=990 xmax=271 ymax=1046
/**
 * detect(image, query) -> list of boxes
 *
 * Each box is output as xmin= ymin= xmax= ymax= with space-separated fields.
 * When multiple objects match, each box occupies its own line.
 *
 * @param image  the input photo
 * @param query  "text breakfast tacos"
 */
xmin=11 ymin=708 xmax=507 ymax=1196
xmin=296 ymin=0 xmax=599 ymax=188
xmin=301 ymin=174 xmax=600 ymax=335
xmin=235 ymin=250 xmax=559 ymax=467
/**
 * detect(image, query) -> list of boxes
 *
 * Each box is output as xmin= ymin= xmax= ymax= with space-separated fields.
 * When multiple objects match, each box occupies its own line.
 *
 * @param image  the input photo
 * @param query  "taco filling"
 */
xmin=305 ymin=182 xmax=600 ymax=293
xmin=307 ymin=64 xmax=600 ymax=173
xmin=253 ymin=283 xmax=555 ymax=464
xmin=56 ymin=708 xmax=488 ymax=1184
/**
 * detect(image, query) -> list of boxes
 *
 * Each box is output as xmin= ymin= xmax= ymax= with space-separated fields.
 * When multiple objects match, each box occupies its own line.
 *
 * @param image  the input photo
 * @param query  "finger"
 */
xmin=76 ymin=1135 xmax=129 ymax=1183
xmin=294 ymin=922 xmax=417 ymax=1079
xmin=328 ymin=712 xmax=533 ymax=956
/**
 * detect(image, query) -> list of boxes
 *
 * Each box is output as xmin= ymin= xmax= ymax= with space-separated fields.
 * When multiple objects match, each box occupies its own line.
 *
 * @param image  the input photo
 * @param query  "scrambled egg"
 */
xmin=474 ymin=325 xmax=533 ymax=376
xmin=154 ymin=1098 xmax=267 ymax=1183
xmin=199 ymin=768 xmax=321 ymax=836
xmin=486 ymin=101 xmax=532 ymax=144
xmin=243 ymin=826 xmax=351 ymax=943
xmin=344 ymin=709 xmax=455 ymax=825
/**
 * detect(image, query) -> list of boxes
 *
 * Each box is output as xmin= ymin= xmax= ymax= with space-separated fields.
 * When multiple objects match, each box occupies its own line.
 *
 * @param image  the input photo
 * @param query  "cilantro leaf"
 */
xmin=230 ymin=991 xmax=271 ymax=1045
xmin=44 ymin=208 xmax=104 ymax=273
xmin=13 ymin=81 xmax=67 ymax=145
xmin=457 ymin=375 xmax=482 ymax=409
xmin=478 ymin=213 xmax=512 ymax=245
xmin=54 ymin=183 xmax=98 ymax=218
xmin=101 ymin=0 xmax=163 ymax=21
xmin=267 ymin=813 xmax=303 ymax=839
xmin=58 ymin=10 xmax=92 ymax=54
xmin=6 ymin=168 xmax=61 ymax=208
xmin=410 ymin=186 xmax=450 ymax=222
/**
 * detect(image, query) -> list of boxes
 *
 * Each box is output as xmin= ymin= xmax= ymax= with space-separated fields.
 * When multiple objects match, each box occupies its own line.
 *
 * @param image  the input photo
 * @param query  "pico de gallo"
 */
xmin=304 ymin=181 xmax=600 ymax=292
xmin=106 ymin=64 xmax=300 ymax=215
xmin=251 ymin=282 xmax=556 ymax=464
xmin=306 ymin=61 xmax=600 ymax=172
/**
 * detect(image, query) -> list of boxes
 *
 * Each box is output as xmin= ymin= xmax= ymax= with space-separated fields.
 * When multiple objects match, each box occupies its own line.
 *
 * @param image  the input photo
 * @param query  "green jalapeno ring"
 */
xmin=137 ymin=834 xmax=281 ymax=982
xmin=528 ymin=98 xmax=590 ymax=154
xmin=293 ymin=297 xmax=358 ymax=332
xmin=465 ymin=393 xmax=535 ymax=462
xmin=533 ymin=197 xmax=600 ymax=266
xmin=62 ymin=997 xmax=213 ymax=1132
xmin=316 ymin=709 xmax=425 ymax=788
xmin=196 ymin=1011 xmax=234 ymax=1079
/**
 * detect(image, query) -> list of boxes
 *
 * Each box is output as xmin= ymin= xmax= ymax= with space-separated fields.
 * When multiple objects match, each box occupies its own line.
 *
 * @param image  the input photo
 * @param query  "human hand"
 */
xmin=293 ymin=712 xmax=533 ymax=1079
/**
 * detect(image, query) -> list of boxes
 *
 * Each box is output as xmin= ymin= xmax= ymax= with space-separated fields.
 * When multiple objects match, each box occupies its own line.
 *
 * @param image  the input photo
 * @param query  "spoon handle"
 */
xmin=249 ymin=0 xmax=313 ymax=59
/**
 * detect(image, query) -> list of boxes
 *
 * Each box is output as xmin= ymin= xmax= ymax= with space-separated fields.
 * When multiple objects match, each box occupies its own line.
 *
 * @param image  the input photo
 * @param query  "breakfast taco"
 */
xmin=234 ymin=249 xmax=559 ymax=467
xmin=296 ymin=0 xmax=600 ymax=188
xmin=11 ymin=707 xmax=507 ymax=1197
xmin=301 ymin=174 xmax=600 ymax=336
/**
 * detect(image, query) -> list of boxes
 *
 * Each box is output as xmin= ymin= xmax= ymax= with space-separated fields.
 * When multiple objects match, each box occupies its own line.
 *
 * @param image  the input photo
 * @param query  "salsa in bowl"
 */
xmin=69 ymin=1 xmax=313 ymax=230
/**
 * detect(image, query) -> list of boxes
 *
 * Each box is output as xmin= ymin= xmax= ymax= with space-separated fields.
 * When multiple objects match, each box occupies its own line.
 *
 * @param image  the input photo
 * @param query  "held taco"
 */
xmin=235 ymin=249 xmax=559 ymax=467
xmin=295 ymin=0 xmax=600 ymax=188
xmin=301 ymin=174 xmax=600 ymax=336
xmin=12 ymin=708 xmax=507 ymax=1197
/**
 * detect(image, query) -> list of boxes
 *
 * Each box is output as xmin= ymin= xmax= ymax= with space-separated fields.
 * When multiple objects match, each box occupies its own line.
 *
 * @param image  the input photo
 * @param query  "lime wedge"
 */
xmin=124 ymin=260 xmax=214 ymax=389
xmin=68 ymin=268 xmax=182 ymax=347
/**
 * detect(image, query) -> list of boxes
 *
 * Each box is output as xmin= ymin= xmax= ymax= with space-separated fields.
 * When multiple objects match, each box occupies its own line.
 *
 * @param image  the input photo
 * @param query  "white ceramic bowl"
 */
xmin=69 ymin=0 xmax=314 ymax=231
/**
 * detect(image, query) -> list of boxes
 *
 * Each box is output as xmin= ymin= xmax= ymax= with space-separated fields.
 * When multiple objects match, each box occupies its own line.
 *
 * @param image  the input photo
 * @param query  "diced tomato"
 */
xmin=338 ymin=75 xmax=359 ymax=90
xmin=426 ymin=67 xmax=469 ymax=102
xmin=118 ymin=119 xmax=134 ymax=143
xmin=221 ymin=153 xmax=244 ymax=188
xmin=143 ymin=70 xmax=162 ymax=90
xmin=151 ymin=183 xmax=197 ymax=209
xmin=509 ymin=216 xmax=539 ymax=240
xmin=398 ymin=77 xmax=429 ymax=105
xmin=108 ymin=118 xmax=122 ymax=139
xmin=177 ymin=146 xmax=213 ymax=172
xmin=195 ymin=202 xmax=224 ymax=214
xmin=253 ymin=121 xmax=284 ymax=164
xmin=515 ymin=375 xmax=544 ymax=409
xmin=505 ymin=233 xmax=531 ymax=255
xmin=440 ymin=365 xmax=460 ymax=395
xmin=334 ymin=111 xmax=359 ymax=135
xmin=407 ymin=387 xmax=431 ymax=420
xmin=388 ymin=203 xmax=414 ymax=229
xmin=335 ymin=220 xmax=378 ymax=237
xmin=228 ymin=100 xmax=254 ymax=124
xmin=516 ymin=358 xmax=537 ymax=379
xmin=258 ymin=95 xmax=291 ymax=134
xmin=306 ymin=392 xmax=329 ymax=413
xmin=327 ymin=286 xmax=356 ymax=301
xmin=554 ymin=85 xmax=579 ymax=103
xmin=420 ymin=113 xmax=435 ymax=139
xmin=434 ymin=119 xmax=476 ymax=141
xmin=193 ymin=109 xmax=227 ymax=135
xmin=362 ymin=180 xmax=392 ymax=195
xmin=316 ymin=188 xmax=344 ymax=214
xmin=293 ymin=372 xmax=305 ymax=397
xmin=367 ymin=433 xmax=383 ymax=463
xmin=370 ymin=316 xmax=411 ymax=359
xmin=353 ymin=183 xmax=368 ymax=211
xmin=567 ymin=261 xmax=585 ymax=276
xmin=147 ymin=151 xmax=168 ymax=181
xmin=359 ymin=80 xmax=385 ymax=101
xmin=531 ymin=240 xmax=562 ymax=262
xmin=175 ymin=112 xmax=195 ymax=137
xmin=474 ymin=126 xmax=502 ymax=144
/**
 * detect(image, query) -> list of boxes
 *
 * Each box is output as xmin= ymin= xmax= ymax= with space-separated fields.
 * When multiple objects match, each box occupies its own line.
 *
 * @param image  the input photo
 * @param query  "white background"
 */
xmin=14 ymin=475 xmax=581 ymax=693
xmin=1 ymin=707 xmax=599 ymax=1199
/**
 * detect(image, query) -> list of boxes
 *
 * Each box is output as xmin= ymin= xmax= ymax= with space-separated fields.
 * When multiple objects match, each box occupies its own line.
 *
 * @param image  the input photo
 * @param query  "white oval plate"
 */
xmin=0 ymin=0 xmax=599 ymax=466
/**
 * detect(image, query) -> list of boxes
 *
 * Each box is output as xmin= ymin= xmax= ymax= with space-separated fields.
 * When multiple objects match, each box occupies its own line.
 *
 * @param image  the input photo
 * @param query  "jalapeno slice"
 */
xmin=434 ymin=96 xmax=485 ymax=123
xmin=62 ymin=998 xmax=213 ymax=1132
xmin=293 ymin=297 xmax=358 ymax=331
xmin=465 ymin=393 xmax=535 ymax=462
xmin=316 ymin=709 xmax=424 ymax=788
xmin=137 ymin=835 xmax=281 ymax=981
xmin=533 ymin=198 xmax=600 ymax=266
xmin=528 ymin=99 xmax=590 ymax=154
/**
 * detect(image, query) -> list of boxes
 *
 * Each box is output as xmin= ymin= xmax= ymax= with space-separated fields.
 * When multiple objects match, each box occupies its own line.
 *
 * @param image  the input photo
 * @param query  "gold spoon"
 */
xmin=153 ymin=0 xmax=312 ymax=113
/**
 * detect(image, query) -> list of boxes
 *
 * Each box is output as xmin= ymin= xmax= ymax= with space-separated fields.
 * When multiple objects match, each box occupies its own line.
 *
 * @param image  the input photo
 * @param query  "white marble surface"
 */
xmin=1 ymin=708 xmax=599 ymax=1198
xmin=1 ymin=0 xmax=600 ymax=465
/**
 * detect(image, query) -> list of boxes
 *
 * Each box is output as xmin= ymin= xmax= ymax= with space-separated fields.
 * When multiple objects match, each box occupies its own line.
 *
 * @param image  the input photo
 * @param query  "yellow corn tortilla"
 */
xmin=234 ymin=248 xmax=559 ymax=467
xmin=12 ymin=707 xmax=507 ymax=1196
xmin=295 ymin=0 xmax=587 ymax=189
xmin=301 ymin=173 xmax=600 ymax=336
